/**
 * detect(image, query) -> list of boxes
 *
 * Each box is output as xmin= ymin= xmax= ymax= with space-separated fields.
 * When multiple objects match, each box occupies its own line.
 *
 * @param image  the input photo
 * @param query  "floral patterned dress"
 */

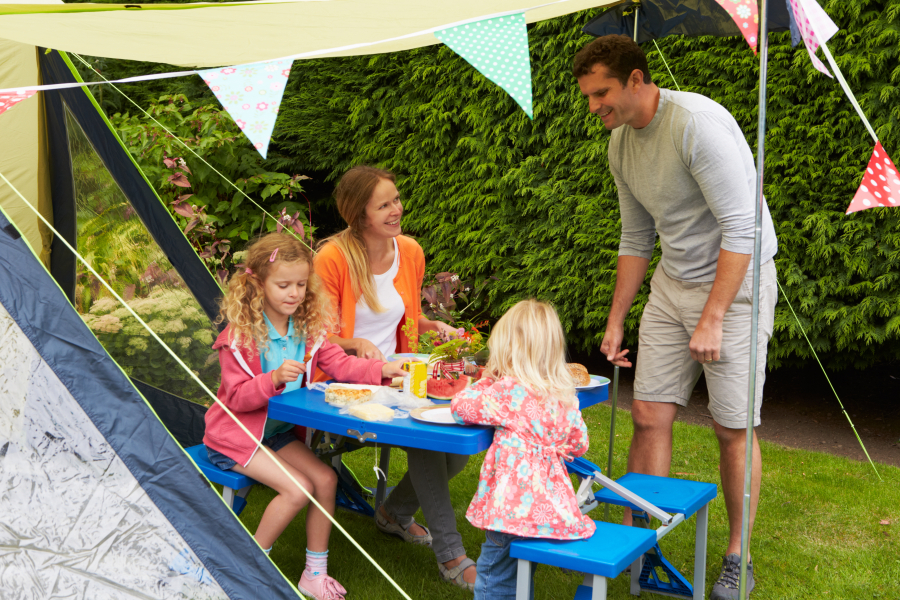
xmin=451 ymin=376 xmax=596 ymax=540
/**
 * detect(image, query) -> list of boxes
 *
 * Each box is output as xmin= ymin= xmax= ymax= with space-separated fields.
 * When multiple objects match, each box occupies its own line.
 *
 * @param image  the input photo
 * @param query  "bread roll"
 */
xmin=566 ymin=363 xmax=591 ymax=386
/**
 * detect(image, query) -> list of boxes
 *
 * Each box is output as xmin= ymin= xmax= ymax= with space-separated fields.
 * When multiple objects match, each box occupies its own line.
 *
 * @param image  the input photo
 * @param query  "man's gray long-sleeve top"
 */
xmin=608 ymin=88 xmax=777 ymax=282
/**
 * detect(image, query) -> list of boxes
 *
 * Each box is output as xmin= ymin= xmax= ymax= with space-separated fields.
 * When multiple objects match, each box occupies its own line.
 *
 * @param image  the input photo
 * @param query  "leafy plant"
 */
xmin=270 ymin=0 xmax=900 ymax=371
xmin=81 ymin=289 xmax=219 ymax=404
xmin=109 ymin=94 xmax=314 ymax=281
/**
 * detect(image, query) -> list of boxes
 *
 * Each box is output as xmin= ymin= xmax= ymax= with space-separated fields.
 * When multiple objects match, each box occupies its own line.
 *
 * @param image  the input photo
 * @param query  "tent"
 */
xmin=0 ymin=1 xmax=623 ymax=597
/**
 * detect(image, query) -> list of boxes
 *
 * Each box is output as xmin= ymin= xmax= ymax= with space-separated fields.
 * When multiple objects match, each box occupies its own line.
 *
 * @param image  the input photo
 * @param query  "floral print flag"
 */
xmin=713 ymin=0 xmax=759 ymax=54
xmin=787 ymin=0 xmax=839 ymax=77
xmin=197 ymin=59 xmax=293 ymax=159
xmin=0 ymin=89 xmax=36 ymax=117
xmin=434 ymin=13 xmax=533 ymax=119
xmin=846 ymin=142 xmax=900 ymax=214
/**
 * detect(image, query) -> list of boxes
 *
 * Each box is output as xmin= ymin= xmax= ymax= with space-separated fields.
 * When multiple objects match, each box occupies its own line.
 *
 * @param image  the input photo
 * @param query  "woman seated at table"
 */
xmin=314 ymin=165 xmax=477 ymax=590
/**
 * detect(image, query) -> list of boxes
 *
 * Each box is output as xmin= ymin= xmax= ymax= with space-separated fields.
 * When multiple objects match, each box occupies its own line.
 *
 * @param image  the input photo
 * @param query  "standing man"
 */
xmin=573 ymin=35 xmax=778 ymax=600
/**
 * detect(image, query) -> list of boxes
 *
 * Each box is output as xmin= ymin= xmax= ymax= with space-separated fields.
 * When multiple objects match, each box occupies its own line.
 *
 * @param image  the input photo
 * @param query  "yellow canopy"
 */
xmin=0 ymin=0 xmax=622 ymax=68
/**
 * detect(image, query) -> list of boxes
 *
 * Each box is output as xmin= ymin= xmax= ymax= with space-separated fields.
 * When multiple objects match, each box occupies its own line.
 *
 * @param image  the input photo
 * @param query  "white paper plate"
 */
xmin=410 ymin=406 xmax=457 ymax=425
xmin=575 ymin=375 xmax=611 ymax=391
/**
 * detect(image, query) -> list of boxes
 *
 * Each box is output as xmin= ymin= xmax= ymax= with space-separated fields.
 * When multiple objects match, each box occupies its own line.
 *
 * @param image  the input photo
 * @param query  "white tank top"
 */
xmin=353 ymin=238 xmax=405 ymax=358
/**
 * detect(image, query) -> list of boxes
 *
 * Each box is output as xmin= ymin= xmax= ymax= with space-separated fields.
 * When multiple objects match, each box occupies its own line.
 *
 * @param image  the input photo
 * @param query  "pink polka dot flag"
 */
xmin=713 ymin=0 xmax=758 ymax=54
xmin=846 ymin=142 xmax=900 ymax=214
xmin=197 ymin=59 xmax=293 ymax=159
xmin=0 ymin=89 xmax=37 ymax=118
xmin=787 ymin=0 xmax=838 ymax=77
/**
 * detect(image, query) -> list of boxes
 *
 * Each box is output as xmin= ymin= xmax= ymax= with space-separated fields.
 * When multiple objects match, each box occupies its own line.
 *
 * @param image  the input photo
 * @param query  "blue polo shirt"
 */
xmin=261 ymin=314 xmax=306 ymax=438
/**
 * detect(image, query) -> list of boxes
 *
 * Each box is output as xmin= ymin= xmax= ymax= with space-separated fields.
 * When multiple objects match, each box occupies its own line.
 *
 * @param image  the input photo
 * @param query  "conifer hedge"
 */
xmin=269 ymin=0 xmax=900 ymax=370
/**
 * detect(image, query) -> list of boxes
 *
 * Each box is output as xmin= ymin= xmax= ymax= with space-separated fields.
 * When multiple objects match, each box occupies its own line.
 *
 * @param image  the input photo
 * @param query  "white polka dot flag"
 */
xmin=846 ymin=142 xmax=900 ymax=214
xmin=787 ymin=0 xmax=839 ymax=78
xmin=197 ymin=59 xmax=293 ymax=159
xmin=712 ymin=0 xmax=759 ymax=54
xmin=434 ymin=13 xmax=533 ymax=119
xmin=0 ymin=89 xmax=37 ymax=118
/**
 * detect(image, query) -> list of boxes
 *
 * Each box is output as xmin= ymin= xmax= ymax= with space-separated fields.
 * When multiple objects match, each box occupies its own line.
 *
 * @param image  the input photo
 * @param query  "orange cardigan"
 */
xmin=314 ymin=235 xmax=425 ymax=378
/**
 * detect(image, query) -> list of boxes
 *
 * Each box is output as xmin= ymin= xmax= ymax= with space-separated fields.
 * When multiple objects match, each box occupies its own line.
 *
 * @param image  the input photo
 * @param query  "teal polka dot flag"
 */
xmin=435 ymin=13 xmax=533 ymax=119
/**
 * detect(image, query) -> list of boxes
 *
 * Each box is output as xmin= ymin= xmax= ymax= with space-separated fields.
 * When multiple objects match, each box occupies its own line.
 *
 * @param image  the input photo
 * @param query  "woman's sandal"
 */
xmin=375 ymin=507 xmax=433 ymax=546
xmin=438 ymin=557 xmax=477 ymax=592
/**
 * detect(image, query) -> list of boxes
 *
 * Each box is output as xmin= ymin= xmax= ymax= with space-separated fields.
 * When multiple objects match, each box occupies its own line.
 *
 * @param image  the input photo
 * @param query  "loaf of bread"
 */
xmin=566 ymin=363 xmax=591 ymax=387
xmin=324 ymin=384 xmax=374 ymax=407
xmin=348 ymin=403 xmax=395 ymax=422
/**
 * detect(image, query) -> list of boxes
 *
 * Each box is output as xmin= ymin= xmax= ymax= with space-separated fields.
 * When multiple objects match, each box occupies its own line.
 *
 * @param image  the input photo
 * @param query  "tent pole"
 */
xmin=740 ymin=0 xmax=769 ymax=596
xmin=633 ymin=1 xmax=639 ymax=42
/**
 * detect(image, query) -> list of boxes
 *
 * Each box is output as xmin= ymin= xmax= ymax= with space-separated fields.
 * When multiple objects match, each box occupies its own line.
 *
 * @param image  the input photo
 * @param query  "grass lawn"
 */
xmin=226 ymin=404 xmax=900 ymax=599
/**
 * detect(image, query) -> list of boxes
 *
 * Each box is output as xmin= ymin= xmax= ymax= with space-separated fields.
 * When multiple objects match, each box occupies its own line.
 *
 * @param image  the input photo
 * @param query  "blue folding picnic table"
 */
xmin=266 ymin=375 xmax=610 ymax=512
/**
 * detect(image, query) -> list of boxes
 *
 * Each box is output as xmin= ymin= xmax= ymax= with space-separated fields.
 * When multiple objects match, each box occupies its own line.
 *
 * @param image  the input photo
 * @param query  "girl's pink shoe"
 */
xmin=297 ymin=572 xmax=347 ymax=600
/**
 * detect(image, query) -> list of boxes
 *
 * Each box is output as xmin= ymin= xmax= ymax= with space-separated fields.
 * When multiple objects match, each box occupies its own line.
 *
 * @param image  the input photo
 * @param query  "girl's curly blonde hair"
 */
xmin=218 ymin=232 xmax=333 ymax=356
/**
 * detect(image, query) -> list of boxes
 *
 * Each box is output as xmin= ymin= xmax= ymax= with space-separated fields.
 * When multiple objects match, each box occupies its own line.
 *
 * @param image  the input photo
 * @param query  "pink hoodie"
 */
xmin=203 ymin=324 xmax=388 ymax=467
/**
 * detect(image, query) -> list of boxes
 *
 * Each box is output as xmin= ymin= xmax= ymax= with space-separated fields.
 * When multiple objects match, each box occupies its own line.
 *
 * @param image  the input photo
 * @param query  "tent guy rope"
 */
xmin=0 ymin=168 xmax=416 ymax=600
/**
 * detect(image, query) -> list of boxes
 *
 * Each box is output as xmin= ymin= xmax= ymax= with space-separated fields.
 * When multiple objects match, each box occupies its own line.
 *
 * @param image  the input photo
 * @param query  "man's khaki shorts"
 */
xmin=633 ymin=260 xmax=777 ymax=429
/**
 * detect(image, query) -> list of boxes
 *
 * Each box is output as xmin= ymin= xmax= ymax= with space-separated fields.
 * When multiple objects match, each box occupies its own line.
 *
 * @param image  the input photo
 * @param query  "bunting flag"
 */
xmin=846 ymin=142 xmax=900 ymax=214
xmin=0 ymin=89 xmax=36 ymax=117
xmin=713 ymin=0 xmax=759 ymax=54
xmin=197 ymin=59 xmax=293 ymax=159
xmin=435 ymin=13 xmax=533 ymax=119
xmin=787 ymin=0 xmax=839 ymax=77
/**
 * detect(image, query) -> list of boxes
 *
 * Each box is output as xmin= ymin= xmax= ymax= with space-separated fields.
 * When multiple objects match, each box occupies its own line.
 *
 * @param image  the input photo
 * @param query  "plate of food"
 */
xmin=410 ymin=405 xmax=458 ymax=425
xmin=567 ymin=363 xmax=610 ymax=391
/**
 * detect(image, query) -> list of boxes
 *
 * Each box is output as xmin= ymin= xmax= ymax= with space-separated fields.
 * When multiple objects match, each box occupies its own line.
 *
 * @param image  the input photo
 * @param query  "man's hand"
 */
xmin=271 ymin=359 xmax=306 ymax=387
xmin=600 ymin=325 xmax=633 ymax=368
xmin=381 ymin=360 xmax=408 ymax=380
xmin=689 ymin=315 xmax=723 ymax=363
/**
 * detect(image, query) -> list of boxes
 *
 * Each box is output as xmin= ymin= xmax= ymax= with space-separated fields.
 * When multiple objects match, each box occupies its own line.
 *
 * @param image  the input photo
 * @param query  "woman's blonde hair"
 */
xmin=218 ymin=232 xmax=333 ymax=356
xmin=483 ymin=299 xmax=577 ymax=406
xmin=321 ymin=165 xmax=396 ymax=313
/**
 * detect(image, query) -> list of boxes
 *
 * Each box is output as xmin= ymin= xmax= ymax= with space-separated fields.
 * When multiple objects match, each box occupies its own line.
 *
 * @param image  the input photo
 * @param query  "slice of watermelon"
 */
xmin=426 ymin=375 xmax=473 ymax=401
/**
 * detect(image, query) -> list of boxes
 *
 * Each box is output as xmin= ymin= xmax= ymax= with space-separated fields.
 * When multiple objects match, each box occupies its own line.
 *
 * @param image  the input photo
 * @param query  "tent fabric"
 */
xmin=582 ymin=0 xmax=792 ymax=44
xmin=0 ymin=39 xmax=53 ymax=265
xmin=0 ymin=207 xmax=300 ymax=600
xmin=0 ymin=0 xmax=622 ymax=68
xmin=38 ymin=49 xmax=223 ymax=323
xmin=133 ymin=377 xmax=208 ymax=448
xmin=41 ymin=53 xmax=78 ymax=302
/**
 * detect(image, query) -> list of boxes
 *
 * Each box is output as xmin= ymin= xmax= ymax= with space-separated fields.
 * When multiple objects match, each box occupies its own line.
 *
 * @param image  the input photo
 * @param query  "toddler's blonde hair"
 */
xmin=483 ymin=299 xmax=577 ymax=405
xmin=218 ymin=232 xmax=333 ymax=356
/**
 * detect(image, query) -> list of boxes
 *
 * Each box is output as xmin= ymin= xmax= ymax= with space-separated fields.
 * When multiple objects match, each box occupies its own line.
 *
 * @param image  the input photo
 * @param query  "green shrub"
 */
xmin=271 ymin=0 xmax=900 ymax=370
xmin=82 ymin=289 xmax=219 ymax=404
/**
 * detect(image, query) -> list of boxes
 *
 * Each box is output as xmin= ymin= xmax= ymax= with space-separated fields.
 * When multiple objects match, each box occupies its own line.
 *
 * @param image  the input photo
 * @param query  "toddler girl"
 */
xmin=203 ymin=232 xmax=406 ymax=600
xmin=451 ymin=299 xmax=596 ymax=600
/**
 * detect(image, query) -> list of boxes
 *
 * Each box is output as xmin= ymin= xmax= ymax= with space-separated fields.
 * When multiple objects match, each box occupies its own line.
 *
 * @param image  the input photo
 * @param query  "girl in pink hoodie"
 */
xmin=203 ymin=232 xmax=406 ymax=600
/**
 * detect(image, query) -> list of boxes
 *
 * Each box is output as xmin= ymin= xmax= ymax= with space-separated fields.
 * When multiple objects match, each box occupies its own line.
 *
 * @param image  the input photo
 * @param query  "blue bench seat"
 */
xmin=185 ymin=444 xmax=257 ymax=515
xmin=511 ymin=471 xmax=718 ymax=600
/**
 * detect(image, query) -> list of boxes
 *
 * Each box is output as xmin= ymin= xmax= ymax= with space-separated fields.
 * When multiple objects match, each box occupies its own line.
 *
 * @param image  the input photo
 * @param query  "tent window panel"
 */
xmin=67 ymin=109 xmax=220 ymax=406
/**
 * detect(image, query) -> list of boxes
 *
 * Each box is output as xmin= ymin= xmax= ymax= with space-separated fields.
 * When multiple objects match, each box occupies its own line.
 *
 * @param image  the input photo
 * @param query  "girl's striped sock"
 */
xmin=304 ymin=548 xmax=328 ymax=578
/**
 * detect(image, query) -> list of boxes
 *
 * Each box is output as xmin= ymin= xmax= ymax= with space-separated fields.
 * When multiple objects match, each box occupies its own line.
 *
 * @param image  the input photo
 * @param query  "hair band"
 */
xmin=245 ymin=268 xmax=253 ymax=275
xmin=269 ymin=248 xmax=279 ymax=262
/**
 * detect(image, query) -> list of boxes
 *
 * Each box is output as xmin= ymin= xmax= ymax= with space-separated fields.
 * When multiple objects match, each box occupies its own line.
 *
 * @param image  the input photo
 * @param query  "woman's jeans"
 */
xmin=380 ymin=448 xmax=469 ymax=563
xmin=473 ymin=530 xmax=533 ymax=600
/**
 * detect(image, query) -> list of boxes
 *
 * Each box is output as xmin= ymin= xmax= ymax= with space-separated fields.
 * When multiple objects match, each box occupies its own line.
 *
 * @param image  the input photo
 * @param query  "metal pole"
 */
xmin=603 ymin=365 xmax=620 ymax=521
xmin=740 ymin=0 xmax=769 ymax=597
xmin=633 ymin=1 xmax=640 ymax=42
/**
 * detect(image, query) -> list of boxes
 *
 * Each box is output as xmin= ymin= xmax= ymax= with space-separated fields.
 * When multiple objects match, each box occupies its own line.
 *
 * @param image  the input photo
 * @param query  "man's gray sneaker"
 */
xmin=710 ymin=553 xmax=754 ymax=600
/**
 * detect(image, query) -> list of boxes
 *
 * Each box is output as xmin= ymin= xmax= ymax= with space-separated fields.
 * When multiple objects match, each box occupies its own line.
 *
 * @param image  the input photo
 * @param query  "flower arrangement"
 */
xmin=419 ymin=321 xmax=489 ymax=362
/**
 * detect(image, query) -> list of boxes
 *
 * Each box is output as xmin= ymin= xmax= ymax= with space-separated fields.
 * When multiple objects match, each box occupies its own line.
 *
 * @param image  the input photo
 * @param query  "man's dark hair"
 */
xmin=572 ymin=34 xmax=652 ymax=85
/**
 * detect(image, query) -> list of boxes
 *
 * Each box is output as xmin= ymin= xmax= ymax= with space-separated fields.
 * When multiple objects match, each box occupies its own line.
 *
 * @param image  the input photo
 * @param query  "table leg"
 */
xmin=591 ymin=574 xmax=608 ymax=600
xmin=693 ymin=504 xmax=709 ymax=600
xmin=630 ymin=553 xmax=642 ymax=596
xmin=374 ymin=446 xmax=392 ymax=512
xmin=516 ymin=559 xmax=533 ymax=600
